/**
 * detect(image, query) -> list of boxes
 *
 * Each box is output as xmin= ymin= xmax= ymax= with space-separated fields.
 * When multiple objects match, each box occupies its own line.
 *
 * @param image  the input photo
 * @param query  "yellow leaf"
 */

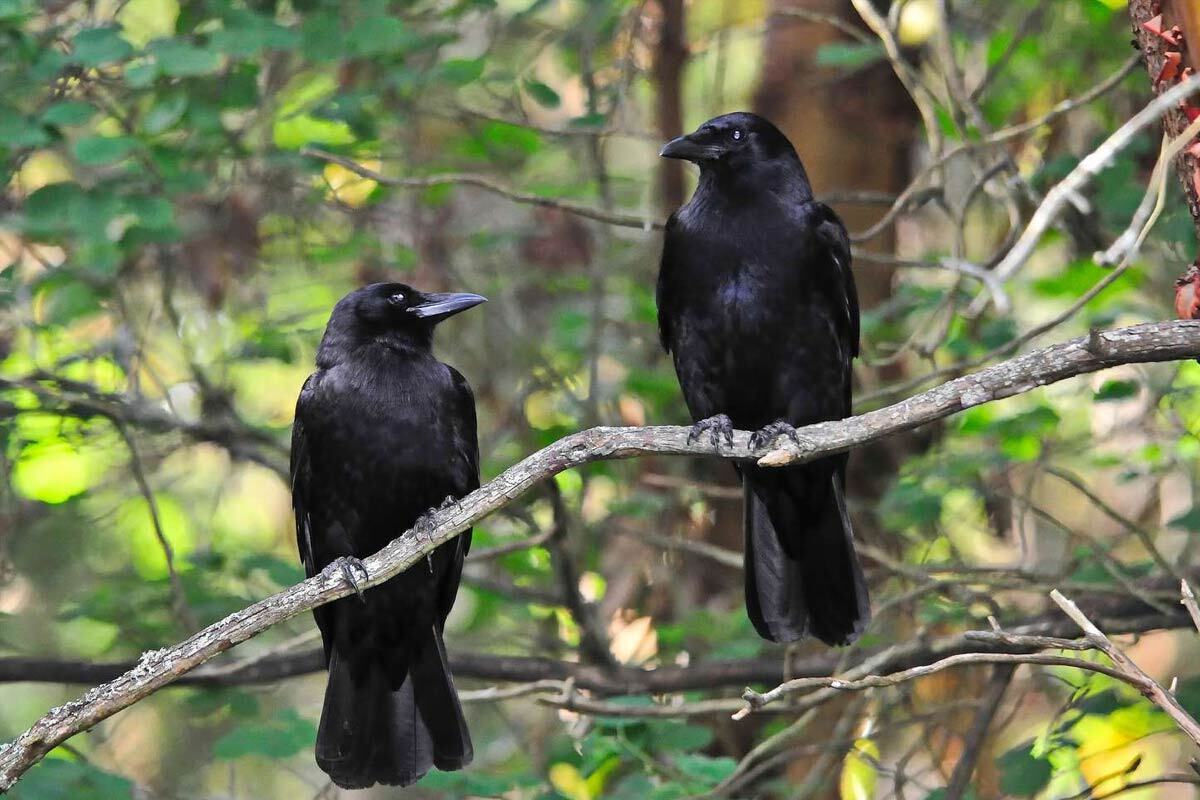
xmin=117 ymin=0 xmax=180 ymax=47
xmin=10 ymin=150 xmax=72 ymax=193
xmin=549 ymin=763 xmax=590 ymax=800
xmin=840 ymin=737 xmax=880 ymax=800
xmin=1075 ymin=707 xmax=1168 ymax=790
xmin=322 ymin=160 xmax=379 ymax=207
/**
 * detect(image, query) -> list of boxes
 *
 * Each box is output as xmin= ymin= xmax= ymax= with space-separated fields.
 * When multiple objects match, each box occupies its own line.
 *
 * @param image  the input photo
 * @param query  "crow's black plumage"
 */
xmin=656 ymin=112 xmax=869 ymax=645
xmin=291 ymin=282 xmax=486 ymax=788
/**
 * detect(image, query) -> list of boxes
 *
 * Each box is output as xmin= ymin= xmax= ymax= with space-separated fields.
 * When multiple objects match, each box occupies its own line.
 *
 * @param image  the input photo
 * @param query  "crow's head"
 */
xmin=319 ymin=283 xmax=486 ymax=359
xmin=659 ymin=112 xmax=798 ymax=171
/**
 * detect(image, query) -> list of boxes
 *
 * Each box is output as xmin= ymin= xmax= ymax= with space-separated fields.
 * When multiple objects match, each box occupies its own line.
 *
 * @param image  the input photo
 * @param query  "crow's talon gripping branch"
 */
xmin=688 ymin=413 xmax=735 ymax=451
xmin=413 ymin=498 xmax=456 ymax=540
xmin=324 ymin=556 xmax=369 ymax=603
xmin=749 ymin=420 xmax=802 ymax=451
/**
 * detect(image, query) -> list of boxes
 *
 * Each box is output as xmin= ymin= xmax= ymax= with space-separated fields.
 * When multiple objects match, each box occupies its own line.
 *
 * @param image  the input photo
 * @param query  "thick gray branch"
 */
xmin=2 ymin=320 xmax=1199 ymax=789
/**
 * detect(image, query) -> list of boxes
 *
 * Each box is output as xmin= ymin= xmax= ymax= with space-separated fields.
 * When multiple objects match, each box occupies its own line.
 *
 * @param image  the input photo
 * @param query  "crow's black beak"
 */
xmin=659 ymin=133 xmax=720 ymax=163
xmin=408 ymin=292 xmax=487 ymax=322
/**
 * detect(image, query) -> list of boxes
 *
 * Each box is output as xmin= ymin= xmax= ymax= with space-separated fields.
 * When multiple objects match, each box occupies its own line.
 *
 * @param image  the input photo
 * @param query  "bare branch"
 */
xmin=974 ymin=75 xmax=1200 ymax=310
xmin=300 ymin=147 xmax=664 ymax=232
xmin=3 ymin=320 xmax=1200 ymax=788
xmin=1050 ymin=589 xmax=1200 ymax=749
xmin=1182 ymin=580 xmax=1200 ymax=634
xmin=733 ymin=652 xmax=1122 ymax=720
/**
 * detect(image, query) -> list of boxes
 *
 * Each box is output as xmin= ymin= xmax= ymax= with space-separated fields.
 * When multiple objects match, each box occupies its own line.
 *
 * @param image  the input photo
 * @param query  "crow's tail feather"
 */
xmin=316 ymin=626 xmax=472 ymax=789
xmin=743 ymin=466 xmax=870 ymax=645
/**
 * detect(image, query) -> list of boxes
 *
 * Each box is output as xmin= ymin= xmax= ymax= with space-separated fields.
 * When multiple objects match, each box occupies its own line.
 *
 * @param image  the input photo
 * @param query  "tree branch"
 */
xmin=300 ymin=147 xmax=664 ymax=232
xmin=2 ymin=320 xmax=1200 ymax=789
xmin=971 ymin=74 xmax=1200 ymax=312
xmin=1050 ymin=589 xmax=1200 ymax=748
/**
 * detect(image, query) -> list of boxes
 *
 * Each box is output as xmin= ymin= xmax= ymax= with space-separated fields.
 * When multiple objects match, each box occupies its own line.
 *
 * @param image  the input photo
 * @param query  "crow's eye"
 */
xmin=730 ymin=129 xmax=744 ymax=141
xmin=388 ymin=292 xmax=406 ymax=305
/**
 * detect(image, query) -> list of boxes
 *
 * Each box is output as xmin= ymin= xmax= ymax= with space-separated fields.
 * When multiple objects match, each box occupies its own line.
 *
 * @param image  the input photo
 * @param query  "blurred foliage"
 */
xmin=2 ymin=0 xmax=1200 ymax=797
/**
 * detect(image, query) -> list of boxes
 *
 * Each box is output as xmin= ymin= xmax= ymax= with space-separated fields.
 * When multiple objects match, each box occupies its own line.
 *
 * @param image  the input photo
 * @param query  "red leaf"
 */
xmin=1156 ymin=51 xmax=1182 ymax=87
xmin=1175 ymin=266 xmax=1200 ymax=320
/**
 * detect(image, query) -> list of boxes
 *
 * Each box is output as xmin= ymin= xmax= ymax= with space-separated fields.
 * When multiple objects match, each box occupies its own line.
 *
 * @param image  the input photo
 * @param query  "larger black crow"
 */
xmin=656 ymin=112 xmax=869 ymax=646
xmin=291 ymin=282 xmax=485 ymax=788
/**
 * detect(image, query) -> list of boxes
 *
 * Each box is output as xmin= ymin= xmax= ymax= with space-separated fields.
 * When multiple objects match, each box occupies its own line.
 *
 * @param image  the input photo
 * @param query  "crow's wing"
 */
xmin=291 ymin=374 xmax=338 ymax=660
xmin=656 ymin=213 xmax=684 ymax=354
xmin=809 ymin=201 xmax=858 ymax=360
xmin=438 ymin=365 xmax=480 ymax=621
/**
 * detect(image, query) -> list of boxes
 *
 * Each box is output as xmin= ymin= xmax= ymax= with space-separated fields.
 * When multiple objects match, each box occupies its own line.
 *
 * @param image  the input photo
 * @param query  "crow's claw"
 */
xmin=439 ymin=494 xmax=462 ymax=513
xmin=688 ymin=414 xmax=735 ymax=451
xmin=324 ymin=556 xmax=369 ymax=603
xmin=750 ymin=420 xmax=802 ymax=451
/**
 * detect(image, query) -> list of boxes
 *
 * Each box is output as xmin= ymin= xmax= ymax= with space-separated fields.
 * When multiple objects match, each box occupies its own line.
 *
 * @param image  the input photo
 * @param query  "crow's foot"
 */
xmin=414 ymin=495 xmax=458 ymax=539
xmin=750 ymin=420 xmax=802 ymax=451
xmin=688 ymin=414 xmax=735 ymax=451
xmin=323 ymin=556 xmax=369 ymax=603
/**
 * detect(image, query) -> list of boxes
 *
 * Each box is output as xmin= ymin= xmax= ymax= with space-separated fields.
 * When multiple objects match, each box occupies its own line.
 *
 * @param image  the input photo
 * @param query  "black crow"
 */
xmin=656 ymin=112 xmax=869 ymax=645
xmin=291 ymin=282 xmax=485 ymax=788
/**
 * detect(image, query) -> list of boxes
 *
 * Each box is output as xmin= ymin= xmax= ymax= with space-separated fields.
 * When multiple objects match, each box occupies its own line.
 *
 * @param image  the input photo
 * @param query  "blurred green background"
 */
xmin=4 ymin=0 xmax=1200 ymax=797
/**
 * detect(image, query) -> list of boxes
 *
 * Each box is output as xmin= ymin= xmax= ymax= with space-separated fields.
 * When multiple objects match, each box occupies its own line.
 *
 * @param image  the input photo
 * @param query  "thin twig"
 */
xmin=1050 ymin=589 xmax=1200 ymax=749
xmin=300 ymin=147 xmax=663 ymax=231
xmin=1182 ymin=580 xmax=1200 ymax=634
xmin=113 ymin=422 xmax=197 ymax=632
xmin=973 ymin=75 xmax=1200 ymax=311
xmin=733 ymin=652 xmax=1126 ymax=720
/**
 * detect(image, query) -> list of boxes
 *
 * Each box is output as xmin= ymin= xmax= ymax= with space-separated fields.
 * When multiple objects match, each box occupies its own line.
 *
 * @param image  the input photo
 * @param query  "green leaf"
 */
xmin=672 ymin=754 xmax=737 ymax=786
xmin=213 ymin=708 xmax=317 ymax=759
xmin=12 ymin=439 xmax=106 ymax=503
xmin=0 ymin=115 xmax=48 ymax=147
xmin=419 ymin=771 xmax=520 ymax=795
xmin=22 ymin=182 xmax=85 ymax=236
xmin=570 ymin=112 xmax=606 ymax=128
xmin=997 ymin=741 xmax=1053 ymax=797
xmin=11 ymin=757 xmax=133 ymax=800
xmin=123 ymin=60 xmax=159 ymax=88
xmin=73 ymin=135 xmax=137 ymax=166
xmin=123 ymin=195 xmax=176 ymax=235
xmin=481 ymin=120 xmax=540 ymax=155
xmin=524 ymin=79 xmax=561 ymax=108
xmin=148 ymin=38 xmax=221 ymax=76
xmin=349 ymin=15 xmax=416 ymax=56
xmin=645 ymin=720 xmax=713 ymax=752
xmin=142 ymin=92 xmax=188 ymax=134
xmin=0 ymin=0 xmax=32 ymax=22
xmin=815 ymin=41 xmax=885 ymax=68
xmin=1169 ymin=507 xmax=1200 ymax=532
xmin=209 ymin=15 xmax=298 ymax=57
xmin=439 ymin=57 xmax=485 ymax=86
xmin=71 ymin=27 xmax=133 ymax=67
xmin=40 ymin=101 xmax=97 ymax=128
xmin=1174 ymin=676 xmax=1200 ymax=718
xmin=1094 ymin=379 xmax=1139 ymax=402
xmin=39 ymin=279 xmax=106 ymax=324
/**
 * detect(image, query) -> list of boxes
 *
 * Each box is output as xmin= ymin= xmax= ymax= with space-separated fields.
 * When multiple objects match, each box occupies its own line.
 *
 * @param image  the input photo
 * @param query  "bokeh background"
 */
xmin=4 ymin=0 xmax=1200 ymax=797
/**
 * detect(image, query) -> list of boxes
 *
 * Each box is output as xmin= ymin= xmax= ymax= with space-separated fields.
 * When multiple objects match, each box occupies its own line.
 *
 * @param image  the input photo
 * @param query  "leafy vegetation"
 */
xmin=3 ymin=0 xmax=1200 ymax=797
